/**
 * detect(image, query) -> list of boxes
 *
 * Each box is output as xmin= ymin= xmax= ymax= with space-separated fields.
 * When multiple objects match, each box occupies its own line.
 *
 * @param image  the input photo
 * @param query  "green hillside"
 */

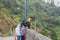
xmin=0 ymin=0 xmax=60 ymax=40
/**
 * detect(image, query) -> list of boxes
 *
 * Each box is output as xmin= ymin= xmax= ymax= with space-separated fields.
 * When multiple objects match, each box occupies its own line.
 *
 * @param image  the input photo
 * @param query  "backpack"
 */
xmin=21 ymin=26 xmax=26 ymax=35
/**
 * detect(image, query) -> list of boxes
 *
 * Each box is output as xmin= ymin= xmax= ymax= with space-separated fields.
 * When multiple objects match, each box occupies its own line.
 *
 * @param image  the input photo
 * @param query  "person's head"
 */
xmin=27 ymin=17 xmax=34 ymax=22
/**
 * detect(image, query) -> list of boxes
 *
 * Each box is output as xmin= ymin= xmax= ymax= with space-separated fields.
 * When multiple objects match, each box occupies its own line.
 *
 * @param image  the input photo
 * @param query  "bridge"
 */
xmin=0 ymin=29 xmax=52 ymax=40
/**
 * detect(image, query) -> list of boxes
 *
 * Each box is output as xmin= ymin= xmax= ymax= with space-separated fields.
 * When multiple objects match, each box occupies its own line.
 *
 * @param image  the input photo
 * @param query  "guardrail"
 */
xmin=26 ymin=29 xmax=52 ymax=40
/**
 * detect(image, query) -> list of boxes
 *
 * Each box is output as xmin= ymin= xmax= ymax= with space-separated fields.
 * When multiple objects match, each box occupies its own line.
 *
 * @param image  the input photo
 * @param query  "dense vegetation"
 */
xmin=0 ymin=0 xmax=60 ymax=40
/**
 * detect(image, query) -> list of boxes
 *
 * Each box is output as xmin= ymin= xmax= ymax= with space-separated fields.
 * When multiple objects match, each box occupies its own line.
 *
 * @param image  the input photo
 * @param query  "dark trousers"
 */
xmin=21 ymin=35 xmax=25 ymax=40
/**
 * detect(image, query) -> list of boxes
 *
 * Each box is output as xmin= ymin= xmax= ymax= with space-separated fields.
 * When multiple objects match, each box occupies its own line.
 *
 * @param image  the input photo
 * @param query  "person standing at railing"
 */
xmin=26 ymin=17 xmax=34 ymax=29
xmin=21 ymin=17 xmax=33 ymax=29
xmin=15 ymin=24 xmax=22 ymax=40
